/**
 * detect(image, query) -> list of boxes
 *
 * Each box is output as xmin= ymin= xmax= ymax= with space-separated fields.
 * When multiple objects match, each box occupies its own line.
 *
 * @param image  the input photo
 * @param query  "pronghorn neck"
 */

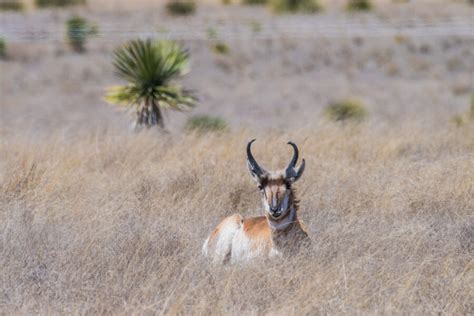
xmin=267 ymin=206 xmax=297 ymax=231
xmin=265 ymin=188 xmax=308 ymax=255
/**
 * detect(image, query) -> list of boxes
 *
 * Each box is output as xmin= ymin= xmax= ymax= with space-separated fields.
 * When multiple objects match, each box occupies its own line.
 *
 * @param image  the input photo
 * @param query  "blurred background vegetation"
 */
xmin=1 ymin=0 xmax=471 ymax=136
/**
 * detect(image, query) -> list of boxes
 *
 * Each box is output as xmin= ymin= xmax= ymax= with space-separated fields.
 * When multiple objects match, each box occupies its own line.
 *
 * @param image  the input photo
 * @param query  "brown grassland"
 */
xmin=1 ymin=0 xmax=473 ymax=314
xmin=1 ymin=123 xmax=473 ymax=314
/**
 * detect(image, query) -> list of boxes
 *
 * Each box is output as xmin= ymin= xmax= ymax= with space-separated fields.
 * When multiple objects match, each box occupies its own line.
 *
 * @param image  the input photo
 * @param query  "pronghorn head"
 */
xmin=246 ymin=139 xmax=305 ymax=220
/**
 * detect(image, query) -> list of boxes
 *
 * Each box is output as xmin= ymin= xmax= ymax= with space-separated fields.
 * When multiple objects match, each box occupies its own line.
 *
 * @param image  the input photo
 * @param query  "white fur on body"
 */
xmin=202 ymin=215 xmax=266 ymax=264
xmin=202 ymin=207 xmax=305 ymax=264
xmin=202 ymin=214 xmax=246 ymax=264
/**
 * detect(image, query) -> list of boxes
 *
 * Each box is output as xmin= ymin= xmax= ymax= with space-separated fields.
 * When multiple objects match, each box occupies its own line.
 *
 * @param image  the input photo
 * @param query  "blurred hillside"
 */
xmin=1 ymin=0 xmax=472 ymax=136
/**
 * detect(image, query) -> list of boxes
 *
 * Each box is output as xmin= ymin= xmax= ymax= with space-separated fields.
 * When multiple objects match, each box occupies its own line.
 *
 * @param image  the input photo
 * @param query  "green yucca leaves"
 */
xmin=105 ymin=39 xmax=196 ymax=129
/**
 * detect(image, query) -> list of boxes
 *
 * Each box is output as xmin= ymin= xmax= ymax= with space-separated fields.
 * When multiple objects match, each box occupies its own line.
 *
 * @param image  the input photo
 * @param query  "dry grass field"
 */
xmin=1 ymin=0 xmax=473 ymax=314
xmin=1 ymin=124 xmax=473 ymax=314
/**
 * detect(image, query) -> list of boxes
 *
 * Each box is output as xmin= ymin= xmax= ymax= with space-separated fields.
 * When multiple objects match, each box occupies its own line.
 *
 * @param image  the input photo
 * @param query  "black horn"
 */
xmin=285 ymin=141 xmax=305 ymax=182
xmin=285 ymin=141 xmax=299 ymax=177
xmin=247 ymin=139 xmax=266 ymax=178
xmin=286 ymin=142 xmax=299 ymax=169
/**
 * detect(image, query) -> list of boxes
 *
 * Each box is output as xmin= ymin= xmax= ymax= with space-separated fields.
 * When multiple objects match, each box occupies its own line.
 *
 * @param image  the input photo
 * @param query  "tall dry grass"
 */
xmin=1 ymin=122 xmax=472 ymax=314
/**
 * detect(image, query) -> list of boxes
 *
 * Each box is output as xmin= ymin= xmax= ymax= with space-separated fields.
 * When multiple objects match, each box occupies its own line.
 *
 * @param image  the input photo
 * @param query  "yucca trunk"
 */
xmin=136 ymin=100 xmax=164 ymax=129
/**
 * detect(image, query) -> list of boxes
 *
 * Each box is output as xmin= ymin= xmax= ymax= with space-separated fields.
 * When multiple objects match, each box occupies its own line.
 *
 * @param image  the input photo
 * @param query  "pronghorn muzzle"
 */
xmin=267 ymin=189 xmax=291 ymax=218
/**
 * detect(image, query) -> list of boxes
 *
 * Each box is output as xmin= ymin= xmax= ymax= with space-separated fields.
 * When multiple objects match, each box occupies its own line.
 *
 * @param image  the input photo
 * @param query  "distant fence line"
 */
xmin=1 ymin=19 xmax=473 ymax=42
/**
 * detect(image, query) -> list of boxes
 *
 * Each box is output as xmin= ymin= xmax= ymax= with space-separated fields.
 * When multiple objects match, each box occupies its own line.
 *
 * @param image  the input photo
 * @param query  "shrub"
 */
xmin=393 ymin=34 xmax=408 ymax=45
xmin=249 ymin=21 xmax=262 ymax=33
xmin=206 ymin=27 xmax=218 ymax=40
xmin=166 ymin=0 xmax=196 ymax=16
xmin=242 ymin=0 xmax=267 ymax=5
xmin=185 ymin=115 xmax=228 ymax=133
xmin=36 ymin=0 xmax=86 ymax=7
xmin=66 ymin=16 xmax=97 ymax=52
xmin=212 ymin=42 xmax=229 ymax=55
xmin=269 ymin=0 xmax=323 ymax=13
xmin=0 ymin=38 xmax=6 ymax=59
xmin=347 ymin=0 xmax=373 ymax=11
xmin=325 ymin=99 xmax=368 ymax=122
xmin=0 ymin=0 xmax=23 ymax=11
xmin=451 ymin=96 xmax=474 ymax=127
xmin=451 ymin=114 xmax=464 ymax=127
xmin=471 ymin=95 xmax=474 ymax=118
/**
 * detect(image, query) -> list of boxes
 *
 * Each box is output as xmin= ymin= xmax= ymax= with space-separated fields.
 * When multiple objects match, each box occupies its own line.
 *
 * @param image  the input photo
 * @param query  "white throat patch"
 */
xmin=268 ymin=206 xmax=296 ymax=231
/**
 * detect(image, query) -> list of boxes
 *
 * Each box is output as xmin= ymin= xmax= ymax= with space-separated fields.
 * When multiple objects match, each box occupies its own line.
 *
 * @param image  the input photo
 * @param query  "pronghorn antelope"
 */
xmin=202 ymin=139 xmax=310 ymax=264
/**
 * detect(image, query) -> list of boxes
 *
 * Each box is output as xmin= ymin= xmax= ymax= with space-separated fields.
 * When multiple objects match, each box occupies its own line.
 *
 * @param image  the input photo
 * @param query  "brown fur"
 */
xmin=204 ymin=177 xmax=310 ymax=262
xmin=204 ymin=147 xmax=309 ymax=262
xmin=243 ymin=216 xmax=269 ymax=236
xmin=242 ymin=216 xmax=272 ymax=252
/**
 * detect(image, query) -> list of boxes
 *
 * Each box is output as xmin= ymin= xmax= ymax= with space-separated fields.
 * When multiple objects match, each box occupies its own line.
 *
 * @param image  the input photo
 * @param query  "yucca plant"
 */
xmin=66 ymin=16 xmax=97 ymax=52
xmin=165 ymin=0 xmax=196 ymax=15
xmin=105 ymin=39 xmax=196 ymax=129
xmin=242 ymin=0 xmax=267 ymax=4
xmin=0 ymin=0 xmax=23 ymax=11
xmin=36 ymin=0 xmax=86 ymax=7
xmin=0 ymin=38 xmax=6 ymax=59
xmin=347 ymin=0 xmax=373 ymax=11
xmin=270 ymin=0 xmax=323 ymax=13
